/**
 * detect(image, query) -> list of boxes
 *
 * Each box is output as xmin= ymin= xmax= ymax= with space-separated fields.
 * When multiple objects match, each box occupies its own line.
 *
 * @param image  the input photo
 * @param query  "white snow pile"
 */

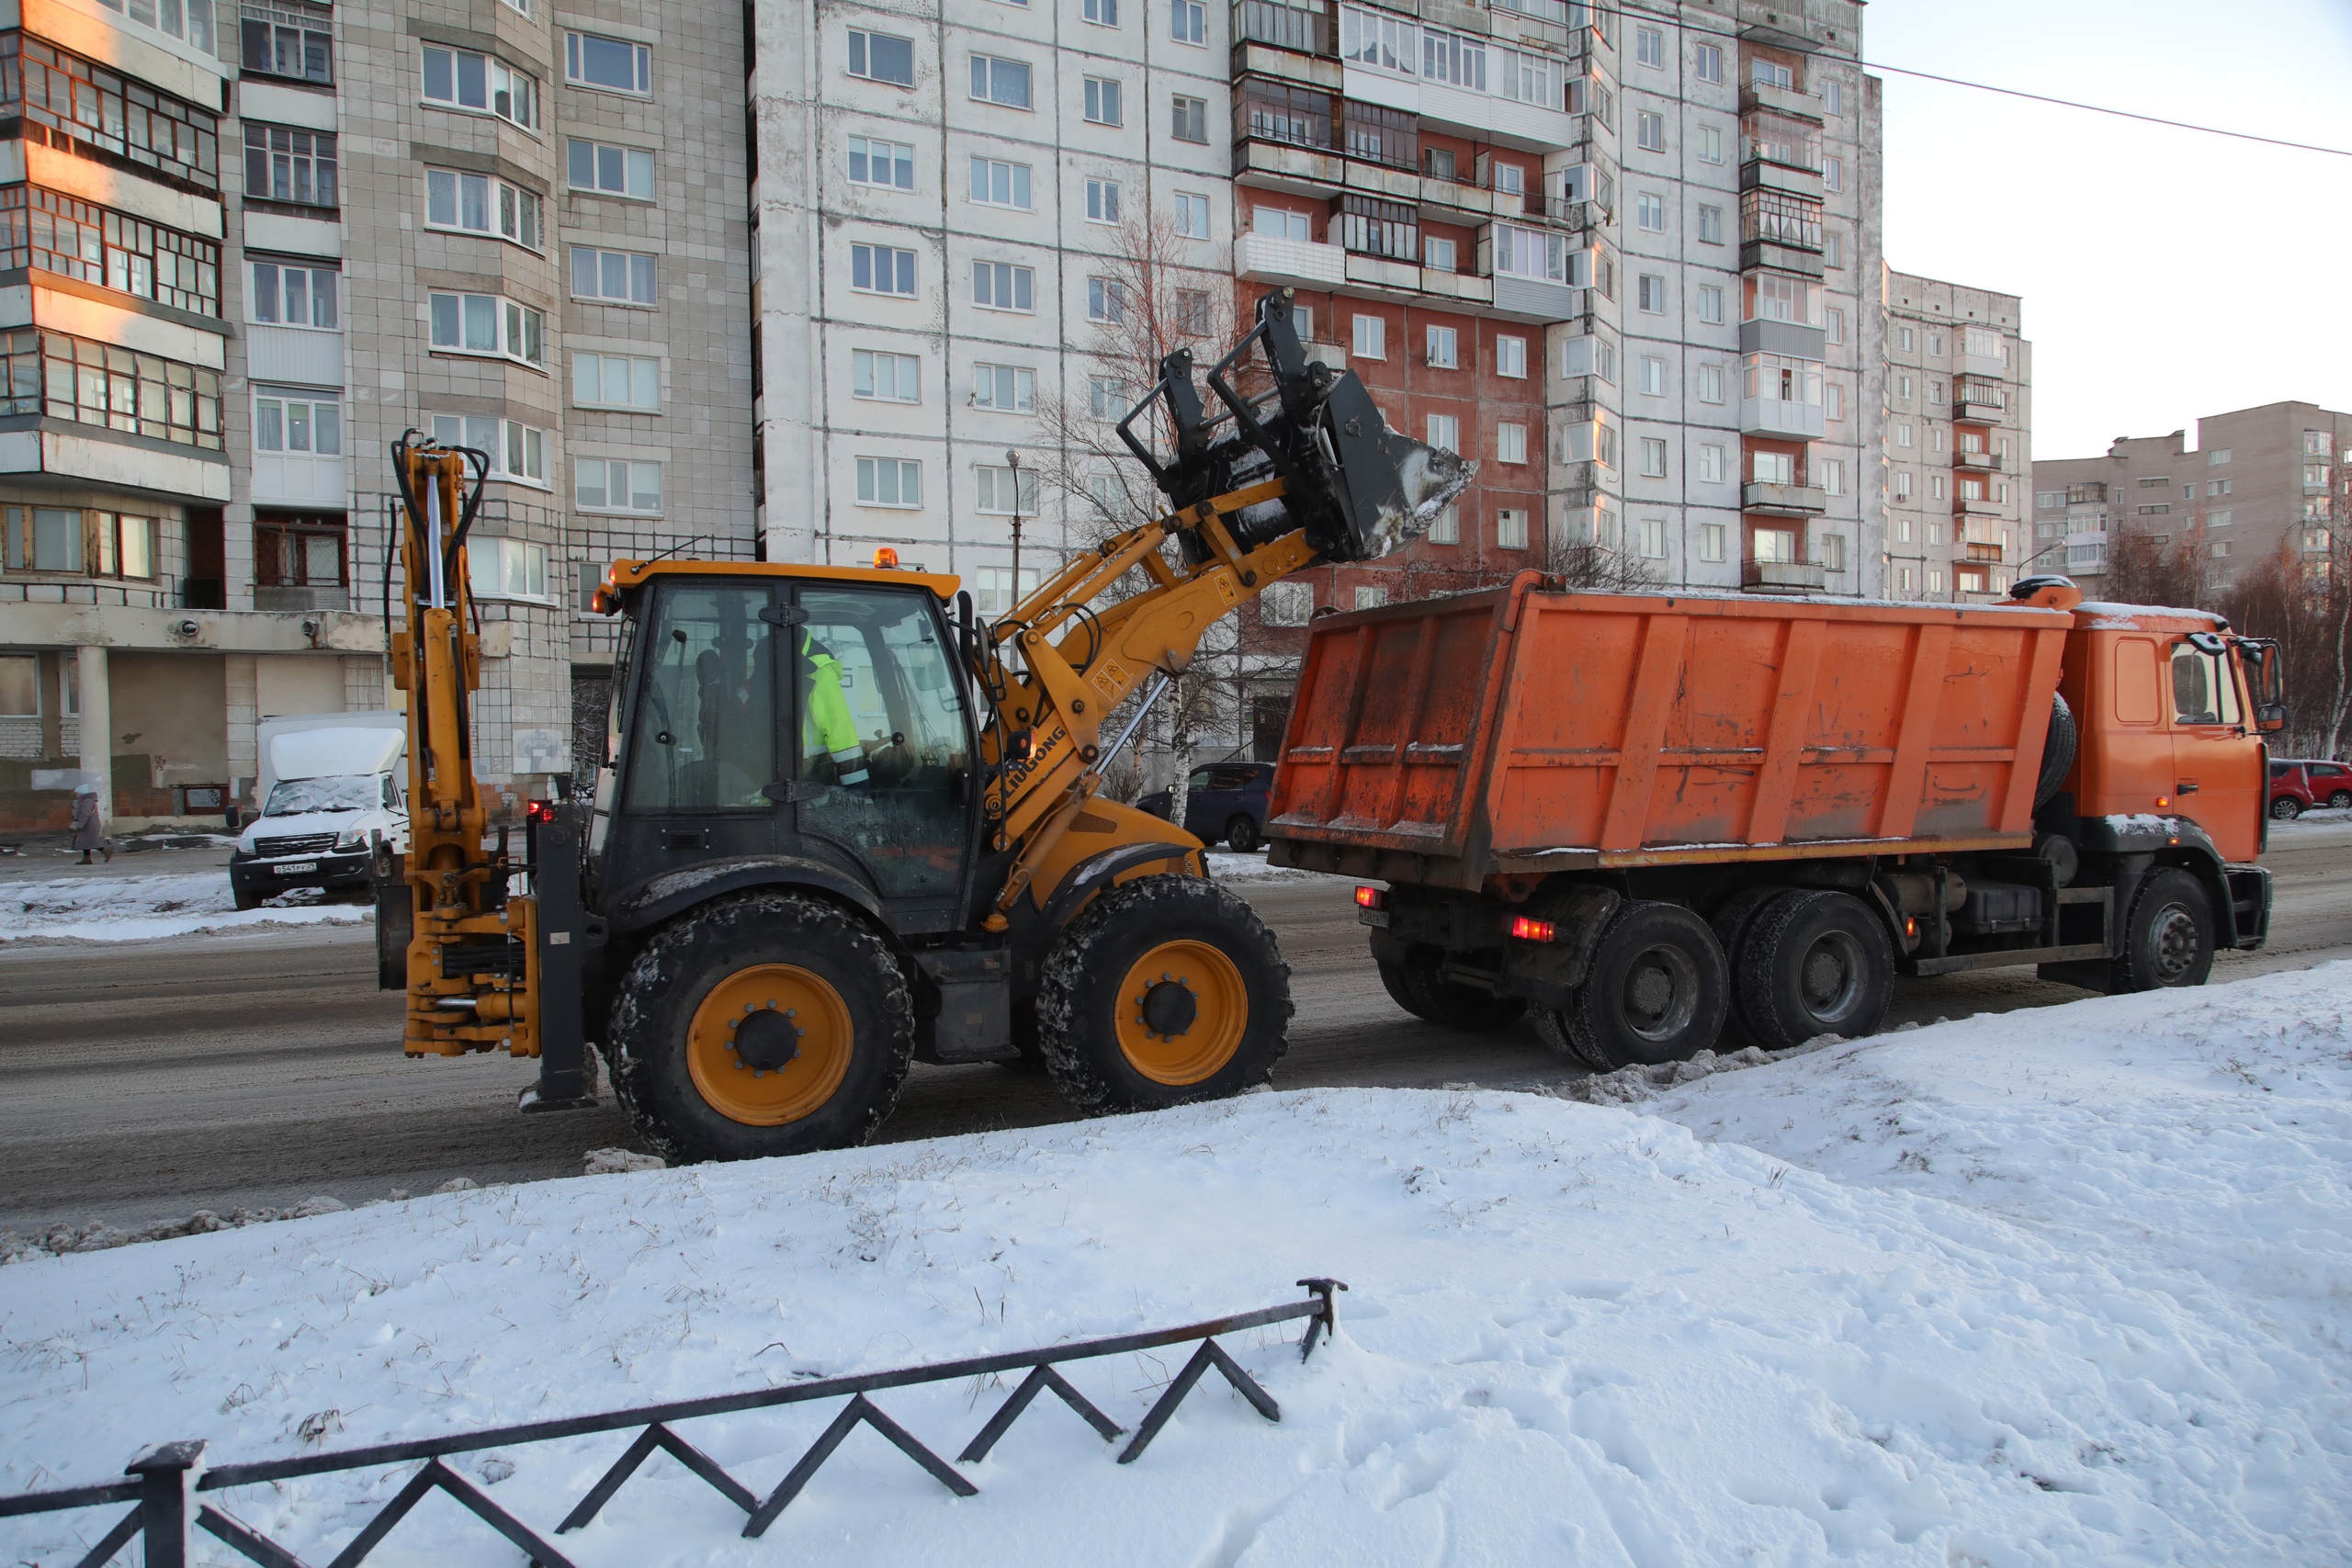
xmin=1206 ymin=849 xmax=1346 ymax=884
xmin=4 ymin=970 xmax=2348 ymax=1564
xmin=2272 ymin=806 xmax=2352 ymax=832
xmin=0 ymin=872 xmax=368 ymax=942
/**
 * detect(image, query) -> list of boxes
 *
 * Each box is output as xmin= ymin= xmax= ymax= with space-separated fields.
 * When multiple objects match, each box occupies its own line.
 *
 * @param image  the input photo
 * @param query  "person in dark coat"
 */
xmin=71 ymin=782 xmax=110 ymax=864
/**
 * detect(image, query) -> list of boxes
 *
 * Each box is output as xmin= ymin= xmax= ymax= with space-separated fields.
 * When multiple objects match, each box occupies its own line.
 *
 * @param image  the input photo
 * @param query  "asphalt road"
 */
xmin=7 ymin=827 xmax=2352 ymax=1237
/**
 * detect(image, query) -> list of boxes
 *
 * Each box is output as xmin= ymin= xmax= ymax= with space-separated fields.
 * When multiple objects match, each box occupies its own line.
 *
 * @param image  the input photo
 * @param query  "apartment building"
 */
xmin=0 ymin=0 xmax=752 ymax=831
xmin=2032 ymin=401 xmax=2351 ymax=593
xmin=747 ymin=0 xmax=1237 ymax=613
xmin=1880 ymin=266 xmax=2030 ymax=602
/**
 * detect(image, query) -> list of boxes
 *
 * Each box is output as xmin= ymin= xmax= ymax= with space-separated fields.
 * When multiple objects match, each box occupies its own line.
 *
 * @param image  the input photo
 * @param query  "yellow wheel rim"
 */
xmin=1114 ymin=939 xmax=1249 ymax=1086
xmin=686 ymin=964 xmax=854 ymax=1125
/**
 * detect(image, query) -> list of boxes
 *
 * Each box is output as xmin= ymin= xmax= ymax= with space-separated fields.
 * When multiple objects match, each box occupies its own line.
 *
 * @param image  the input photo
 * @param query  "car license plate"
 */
xmin=275 ymin=861 xmax=318 ymax=874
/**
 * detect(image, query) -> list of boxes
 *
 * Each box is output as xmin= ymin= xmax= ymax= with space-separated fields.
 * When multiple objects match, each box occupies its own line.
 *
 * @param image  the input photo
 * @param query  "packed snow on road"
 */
xmin=2 ymin=965 xmax=2346 ymax=1564
xmin=0 ymin=871 xmax=369 ymax=942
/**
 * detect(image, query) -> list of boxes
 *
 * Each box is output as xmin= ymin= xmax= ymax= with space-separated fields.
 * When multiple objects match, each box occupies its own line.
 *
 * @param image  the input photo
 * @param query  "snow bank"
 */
xmin=0 ymin=872 xmax=368 ymax=942
xmin=1206 ymin=850 xmax=1347 ymax=884
xmin=3 ymin=970 xmax=2347 ymax=1564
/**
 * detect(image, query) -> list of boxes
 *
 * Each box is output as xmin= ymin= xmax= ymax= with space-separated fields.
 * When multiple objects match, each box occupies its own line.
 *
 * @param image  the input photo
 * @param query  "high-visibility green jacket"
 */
xmin=802 ymin=632 xmax=868 ymax=787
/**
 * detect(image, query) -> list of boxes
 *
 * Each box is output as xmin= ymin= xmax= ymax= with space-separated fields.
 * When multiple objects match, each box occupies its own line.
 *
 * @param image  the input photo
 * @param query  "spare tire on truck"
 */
xmin=2035 ymin=693 xmax=2077 ymax=809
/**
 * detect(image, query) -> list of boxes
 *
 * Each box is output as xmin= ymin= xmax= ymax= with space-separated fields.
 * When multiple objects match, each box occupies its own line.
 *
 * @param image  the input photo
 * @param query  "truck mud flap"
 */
xmin=1496 ymin=886 xmax=1621 ymax=1009
xmin=2224 ymin=864 xmax=2272 ymax=951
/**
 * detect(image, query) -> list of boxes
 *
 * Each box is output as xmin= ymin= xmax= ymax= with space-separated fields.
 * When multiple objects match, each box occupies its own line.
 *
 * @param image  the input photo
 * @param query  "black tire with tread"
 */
xmin=1225 ymin=815 xmax=1261 ymax=853
xmin=1377 ymin=956 xmax=1425 ymax=1018
xmin=1557 ymin=901 xmax=1729 ymax=1069
xmin=2035 ymin=693 xmax=2077 ymax=809
xmin=605 ymin=891 xmax=913 ymax=1163
xmin=1398 ymin=946 xmax=1525 ymax=1032
xmin=2109 ymin=867 xmax=2215 ymax=994
xmin=1707 ymin=886 xmax=1785 ymax=1047
xmin=1038 ymin=874 xmax=1292 ymax=1114
xmin=2272 ymin=795 xmax=2302 ymax=821
xmin=1736 ymin=890 xmax=1895 ymax=1052
xmin=232 ymin=884 xmax=263 ymax=912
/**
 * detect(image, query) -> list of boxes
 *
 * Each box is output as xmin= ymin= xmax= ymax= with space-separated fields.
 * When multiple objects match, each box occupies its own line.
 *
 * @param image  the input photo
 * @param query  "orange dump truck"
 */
xmin=1265 ymin=572 xmax=2281 ymax=1068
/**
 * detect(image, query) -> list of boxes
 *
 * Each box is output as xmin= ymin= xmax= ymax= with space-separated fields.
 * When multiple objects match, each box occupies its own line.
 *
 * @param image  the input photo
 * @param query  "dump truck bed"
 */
xmin=1265 ymin=571 xmax=2073 ymax=886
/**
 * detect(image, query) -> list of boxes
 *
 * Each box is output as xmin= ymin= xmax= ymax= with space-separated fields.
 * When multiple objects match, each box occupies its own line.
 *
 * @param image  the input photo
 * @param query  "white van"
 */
xmin=230 ymin=718 xmax=408 ymax=908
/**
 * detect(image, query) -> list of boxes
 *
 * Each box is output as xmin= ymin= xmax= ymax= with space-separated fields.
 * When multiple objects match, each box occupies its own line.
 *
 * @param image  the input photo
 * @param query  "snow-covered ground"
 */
xmin=3 ymin=967 xmax=2346 ymax=1564
xmin=2271 ymin=806 xmax=2352 ymax=833
xmin=0 ymin=872 xmax=368 ymax=942
xmin=1206 ymin=849 xmax=1350 ymax=884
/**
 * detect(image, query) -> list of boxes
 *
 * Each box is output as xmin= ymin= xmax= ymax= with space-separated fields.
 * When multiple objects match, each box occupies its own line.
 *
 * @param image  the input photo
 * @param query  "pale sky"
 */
xmin=1864 ymin=0 xmax=2352 ymax=461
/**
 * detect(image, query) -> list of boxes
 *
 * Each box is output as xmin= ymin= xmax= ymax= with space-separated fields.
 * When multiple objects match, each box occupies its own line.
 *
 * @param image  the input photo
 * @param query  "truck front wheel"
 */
xmin=1039 ymin=875 xmax=1292 ymax=1113
xmin=2110 ymin=868 xmax=2215 ymax=993
xmin=1539 ymin=901 xmax=1727 ymax=1070
xmin=606 ymin=892 xmax=914 ymax=1163
xmin=1736 ymin=891 xmax=1894 ymax=1050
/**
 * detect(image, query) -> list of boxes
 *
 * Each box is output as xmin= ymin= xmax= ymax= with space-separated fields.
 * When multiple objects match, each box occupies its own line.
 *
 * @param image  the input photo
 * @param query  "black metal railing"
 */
xmin=0 ymin=1281 xmax=1346 ymax=1568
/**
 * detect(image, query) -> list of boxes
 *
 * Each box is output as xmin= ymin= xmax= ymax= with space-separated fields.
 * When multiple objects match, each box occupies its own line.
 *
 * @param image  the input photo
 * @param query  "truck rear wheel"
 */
xmin=2110 ymin=868 xmax=2214 ymax=992
xmin=1736 ymin=890 xmax=1894 ymax=1051
xmin=1039 ymin=874 xmax=1292 ymax=1113
xmin=607 ymin=892 xmax=913 ymax=1163
xmin=1383 ymin=943 xmax=1524 ymax=1032
xmin=1544 ymin=901 xmax=1728 ymax=1070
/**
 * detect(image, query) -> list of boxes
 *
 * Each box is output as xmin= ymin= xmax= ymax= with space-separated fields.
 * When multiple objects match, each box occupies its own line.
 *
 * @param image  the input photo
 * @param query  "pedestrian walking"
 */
xmin=71 ymin=781 xmax=110 ymax=864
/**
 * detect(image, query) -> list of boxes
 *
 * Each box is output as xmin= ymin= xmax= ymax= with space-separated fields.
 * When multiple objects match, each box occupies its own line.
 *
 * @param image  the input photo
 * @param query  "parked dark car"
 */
xmin=2269 ymin=759 xmax=2352 ymax=819
xmin=1138 ymin=761 xmax=1278 ymax=851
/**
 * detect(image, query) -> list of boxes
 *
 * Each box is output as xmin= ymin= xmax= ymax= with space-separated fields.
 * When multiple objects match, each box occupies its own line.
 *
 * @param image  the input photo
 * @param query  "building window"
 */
xmin=1088 ymin=276 xmax=1126 ymax=322
xmin=1821 ymin=459 xmax=1845 ymax=495
xmin=1491 ymin=222 xmax=1577 ymax=283
xmin=1894 ymin=470 xmax=1913 ymax=499
xmin=2208 ymin=447 xmax=2232 ymax=465
xmin=429 ymin=414 xmax=547 ymax=486
xmin=0 ymin=507 xmax=155 ymax=579
xmin=1424 ymin=235 xmax=1457 ymax=271
xmin=1085 ymin=0 xmax=1121 ymax=25
xmin=426 ymin=292 xmax=547 ymax=367
xmin=1634 ymin=516 xmax=1664 ymax=558
xmin=1170 ymin=0 xmax=1205 ymax=44
xmin=0 ymin=328 xmax=221 ymax=448
xmin=420 ymin=45 xmax=538 ymax=129
xmin=847 ymin=29 xmax=916 ymax=85
xmin=973 ymin=363 xmax=1035 ymax=412
xmin=1635 ymin=111 xmax=1664 ymax=152
xmin=1338 ymin=195 xmax=1417 ymax=261
xmin=1823 ymin=231 xmax=1843 ymax=267
xmin=1351 ymin=313 xmax=1385 ymax=358
xmin=1174 ymin=191 xmax=1211 ymax=237
xmin=974 ymin=465 xmax=1040 ymax=514
xmin=1819 ymin=531 xmax=1846 ymax=571
xmin=1826 ymin=383 xmax=1844 ymax=420
xmin=244 ymin=124 xmax=336 ymax=209
xmin=1634 ymin=25 xmax=1663 ymax=66
xmin=1695 ymin=204 xmax=1724 ymax=245
xmin=1086 ymin=178 xmax=1121 ymax=224
xmin=3 ymin=506 xmax=81 ymax=573
xmin=854 ymin=457 xmax=920 ymax=508
xmin=854 ymin=243 xmax=919 ymax=297
xmin=1636 ymin=274 xmax=1665 ymax=313
xmin=570 ymin=245 xmax=656 ymax=305
xmin=969 ymin=157 xmax=1033 ymax=209
xmin=1261 ymin=581 xmax=1313 ymax=622
xmin=850 ymin=135 xmax=915 ymax=190
xmin=242 ymin=4 xmax=333 ymax=85
xmin=1254 ymin=206 xmax=1310 ymax=241
xmin=1171 ymin=95 xmax=1209 ymax=142
xmin=1747 ymin=353 xmax=1822 ymax=409
xmin=1494 ymin=334 xmax=1527 ymax=378
xmin=1700 ymin=522 xmax=1725 ymax=561
xmin=1826 ymin=306 xmax=1845 ymax=344
xmin=2210 ymin=509 xmax=2232 ymax=528
xmin=254 ymin=389 xmax=340 ymax=458
xmin=1496 ymin=509 xmax=1528 ymax=549
xmin=1352 ymin=584 xmax=1387 ymax=609
xmin=1425 ymin=412 xmax=1458 ymax=452
xmin=1088 ymin=376 xmax=1128 ymax=418
xmin=1895 ymin=421 xmax=1913 ymax=447
xmin=567 ymin=139 xmax=655 ymax=199
xmin=1697 ymin=123 xmax=1724 ymax=164
xmin=969 ymin=53 xmax=1033 ymax=108
xmin=2209 ymin=478 xmax=2232 ymax=496
xmin=469 ymin=536 xmax=550 ymax=601
xmin=1425 ymin=325 xmax=1457 ymax=367
xmin=1424 ymin=503 xmax=1458 ymax=545
xmin=1822 ymin=154 xmax=1842 ymax=191
xmin=1694 ymin=42 xmax=1722 ymax=82
xmin=1697 ymin=444 xmax=1724 ymax=482
xmin=1174 ymin=288 xmax=1211 ymax=335
xmin=565 ymin=31 xmax=650 ymax=95
xmin=573 ymin=352 xmax=659 ymax=410
xmin=1695 ymin=363 xmax=1724 ymax=403
xmin=1695 ymin=284 xmax=1724 ymax=325
xmin=7 ymin=38 xmax=221 ymax=193
xmin=1083 ymin=76 xmax=1124 ymax=125
xmin=1751 ymin=450 xmax=1793 ymax=486
xmin=253 ymin=513 xmax=343 ymax=589
xmin=1897 ymin=375 xmax=1914 ymax=401
xmin=577 ymin=458 xmax=663 ymax=513
xmin=852 ymin=349 xmax=920 ymax=402
xmin=0 ymin=187 xmax=220 ymax=317
xmin=1635 ymin=191 xmax=1664 ymax=231
xmin=1639 ymin=436 xmax=1668 ymax=478
xmin=1639 ymin=355 xmax=1665 ymax=395
xmin=1560 ymin=334 xmax=1614 ymax=383
xmin=247 ymin=261 xmax=337 ymax=329
xmin=424 ymin=168 xmax=541 ymax=249
xmin=1497 ymin=423 xmax=1527 ymax=464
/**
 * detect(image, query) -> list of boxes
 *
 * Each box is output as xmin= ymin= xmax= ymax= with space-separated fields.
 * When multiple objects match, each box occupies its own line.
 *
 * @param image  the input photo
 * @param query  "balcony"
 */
xmin=1743 ymin=481 xmax=1828 ymax=516
xmin=1739 ymin=394 xmax=1826 ymax=440
xmin=1739 ymin=189 xmax=1824 ymax=276
xmin=1235 ymin=136 xmax=1345 ymax=190
xmin=1957 ymin=541 xmax=2005 ymax=565
xmin=1953 ymin=496 xmax=2003 ymax=518
xmin=1232 ymin=0 xmax=1333 ymax=58
xmin=1740 ymin=82 xmax=1824 ymax=124
xmin=1953 ymin=381 xmax=2007 ymax=421
xmin=1954 ymin=448 xmax=1998 ymax=471
xmin=1958 ymin=346 xmax=2007 ymax=379
xmin=1739 ymin=319 xmax=1827 ymax=360
xmin=1488 ymin=274 xmax=1583 ymax=322
xmin=1235 ymin=231 xmax=1348 ymax=288
xmin=1531 ymin=196 xmax=1611 ymax=231
xmin=1743 ymin=558 xmax=1827 ymax=593
xmin=1740 ymin=157 xmax=1825 ymax=202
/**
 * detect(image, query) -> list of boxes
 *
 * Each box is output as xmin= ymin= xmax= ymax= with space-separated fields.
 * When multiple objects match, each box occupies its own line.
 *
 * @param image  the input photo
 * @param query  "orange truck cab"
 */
xmin=1266 ymin=573 xmax=2281 ymax=1071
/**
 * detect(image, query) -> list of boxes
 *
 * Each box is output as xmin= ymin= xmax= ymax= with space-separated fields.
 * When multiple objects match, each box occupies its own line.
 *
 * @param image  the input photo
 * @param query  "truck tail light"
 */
xmin=1511 ymin=916 xmax=1556 ymax=942
xmin=1354 ymin=886 xmax=1384 ymax=909
xmin=1904 ymin=916 xmax=1918 ymax=939
xmin=526 ymin=799 xmax=555 ymax=824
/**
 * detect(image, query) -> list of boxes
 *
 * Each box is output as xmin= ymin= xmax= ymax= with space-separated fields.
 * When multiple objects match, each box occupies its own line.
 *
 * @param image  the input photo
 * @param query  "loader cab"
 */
xmin=588 ymin=561 xmax=981 ymax=936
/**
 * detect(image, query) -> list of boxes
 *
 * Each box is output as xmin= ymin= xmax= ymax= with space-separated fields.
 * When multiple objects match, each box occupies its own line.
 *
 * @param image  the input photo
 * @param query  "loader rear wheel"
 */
xmin=1039 ymin=874 xmax=1292 ymax=1113
xmin=1555 ymin=901 xmax=1728 ymax=1070
xmin=607 ymin=892 xmax=912 ymax=1163
xmin=1736 ymin=890 xmax=1894 ymax=1052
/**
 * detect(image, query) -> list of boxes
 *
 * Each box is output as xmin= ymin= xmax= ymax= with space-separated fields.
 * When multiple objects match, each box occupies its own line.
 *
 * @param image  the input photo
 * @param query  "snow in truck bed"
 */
xmin=3 ymin=966 xmax=2347 ymax=1564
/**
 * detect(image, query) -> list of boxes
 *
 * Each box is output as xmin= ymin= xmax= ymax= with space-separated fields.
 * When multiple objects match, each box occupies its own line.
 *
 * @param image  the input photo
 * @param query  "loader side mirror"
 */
xmin=2257 ymin=702 xmax=2288 ymax=733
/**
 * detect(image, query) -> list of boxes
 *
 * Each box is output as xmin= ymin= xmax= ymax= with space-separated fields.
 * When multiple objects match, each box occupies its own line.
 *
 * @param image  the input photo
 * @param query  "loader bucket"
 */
xmin=1114 ymin=289 xmax=1474 ymax=563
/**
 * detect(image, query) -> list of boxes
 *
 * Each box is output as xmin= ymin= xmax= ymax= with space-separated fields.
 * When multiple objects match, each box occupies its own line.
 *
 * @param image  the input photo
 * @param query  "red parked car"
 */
xmin=2268 ymin=759 xmax=2352 ymax=819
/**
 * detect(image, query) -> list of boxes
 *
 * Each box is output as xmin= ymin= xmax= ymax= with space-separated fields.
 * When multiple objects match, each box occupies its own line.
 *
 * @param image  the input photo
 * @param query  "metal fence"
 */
xmin=1 ymin=1280 xmax=1346 ymax=1567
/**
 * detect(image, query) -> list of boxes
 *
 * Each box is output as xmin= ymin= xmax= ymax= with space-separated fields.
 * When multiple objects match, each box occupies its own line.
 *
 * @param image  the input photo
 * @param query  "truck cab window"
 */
xmin=2171 ymin=643 xmax=2238 ymax=728
xmin=623 ymin=584 xmax=776 ymax=810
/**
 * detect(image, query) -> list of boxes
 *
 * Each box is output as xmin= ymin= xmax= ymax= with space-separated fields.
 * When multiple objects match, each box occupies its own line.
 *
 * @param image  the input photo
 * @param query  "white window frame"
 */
xmin=1639 ymin=436 xmax=1668 ymax=478
xmin=1082 ymin=75 xmax=1124 ymax=125
xmin=421 ymin=45 xmax=539 ymax=130
xmin=1351 ymin=313 xmax=1385 ymax=358
xmin=254 ymin=390 xmax=343 ymax=457
xmin=430 ymin=413 xmax=548 ymax=489
xmin=1494 ymin=334 xmax=1526 ymax=378
xmin=1495 ymin=508 xmax=1528 ymax=549
xmin=973 ymin=362 xmax=1036 ymax=412
xmin=1425 ymin=325 xmax=1457 ymax=368
xmin=427 ymin=290 xmax=546 ymax=367
xmin=1425 ymin=412 xmax=1459 ymax=452
xmin=854 ymin=456 xmax=922 ymax=509
xmin=1170 ymin=0 xmax=1206 ymax=44
xmin=424 ymin=167 xmax=543 ymax=250
xmin=1635 ymin=110 xmax=1664 ymax=151
xmin=969 ymin=52 xmax=1034 ymax=109
xmin=969 ymin=156 xmax=1034 ymax=209
xmin=849 ymin=135 xmax=916 ymax=191
xmin=1174 ymin=191 xmax=1211 ymax=238
xmin=576 ymin=457 xmax=664 ymax=514
xmin=566 ymin=138 xmax=655 ymax=200
xmin=571 ymin=351 xmax=660 ymax=411
xmin=854 ymin=243 xmax=920 ymax=298
xmin=1496 ymin=422 xmax=1527 ymax=464
xmin=852 ymin=348 xmax=922 ymax=403
xmin=973 ymin=261 xmax=1035 ymax=312
xmin=974 ymin=465 xmax=1041 ymax=515
xmin=247 ymin=260 xmax=339 ymax=330
xmin=1085 ymin=177 xmax=1121 ymax=224
xmin=564 ymin=30 xmax=651 ymax=96
xmin=570 ymin=243 xmax=657 ymax=306
xmin=1697 ymin=284 xmax=1723 ymax=324
xmin=846 ymin=28 xmax=917 ymax=86
xmin=468 ymin=536 xmax=552 ymax=602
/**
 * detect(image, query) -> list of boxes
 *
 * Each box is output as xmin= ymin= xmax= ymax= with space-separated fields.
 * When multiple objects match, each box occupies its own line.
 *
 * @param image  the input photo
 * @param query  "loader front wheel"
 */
xmin=1039 ymin=874 xmax=1292 ymax=1113
xmin=607 ymin=892 xmax=913 ymax=1163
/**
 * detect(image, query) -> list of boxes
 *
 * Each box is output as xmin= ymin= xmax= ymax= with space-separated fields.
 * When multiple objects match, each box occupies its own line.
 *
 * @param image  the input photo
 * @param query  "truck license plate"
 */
xmin=275 ymin=861 xmax=318 ymax=874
